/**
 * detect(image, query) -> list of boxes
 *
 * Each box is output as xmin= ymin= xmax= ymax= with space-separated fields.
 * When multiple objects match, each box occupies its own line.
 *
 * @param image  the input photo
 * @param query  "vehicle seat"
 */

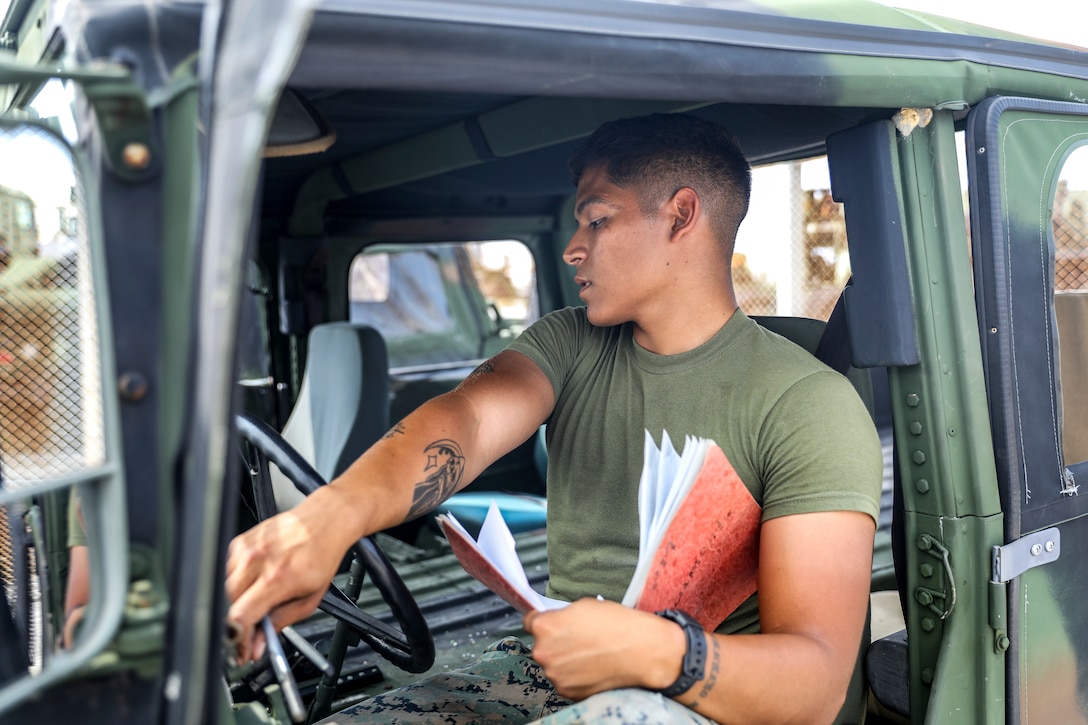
xmin=432 ymin=425 xmax=549 ymax=537
xmin=752 ymin=312 xmax=882 ymax=725
xmin=269 ymin=322 xmax=548 ymax=535
xmin=270 ymin=322 xmax=390 ymax=511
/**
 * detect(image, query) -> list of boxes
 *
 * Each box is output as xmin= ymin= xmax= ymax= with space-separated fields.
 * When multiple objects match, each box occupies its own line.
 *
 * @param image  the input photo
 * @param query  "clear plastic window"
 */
xmin=1053 ymin=144 xmax=1088 ymax=464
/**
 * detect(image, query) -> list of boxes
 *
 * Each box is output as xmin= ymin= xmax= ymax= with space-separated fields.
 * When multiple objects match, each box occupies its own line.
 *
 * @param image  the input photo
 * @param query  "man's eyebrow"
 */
xmin=575 ymin=195 xmax=619 ymax=216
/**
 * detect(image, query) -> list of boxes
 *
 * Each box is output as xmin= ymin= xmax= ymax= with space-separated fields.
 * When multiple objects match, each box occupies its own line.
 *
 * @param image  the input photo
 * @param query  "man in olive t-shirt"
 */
xmin=510 ymin=305 xmax=881 ymax=635
xmin=229 ymin=113 xmax=884 ymax=725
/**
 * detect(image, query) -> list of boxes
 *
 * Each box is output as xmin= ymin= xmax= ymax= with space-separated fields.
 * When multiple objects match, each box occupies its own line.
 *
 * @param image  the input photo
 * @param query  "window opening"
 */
xmin=1054 ymin=144 xmax=1088 ymax=464
xmin=348 ymin=240 xmax=537 ymax=369
xmin=735 ymin=156 xmax=849 ymax=320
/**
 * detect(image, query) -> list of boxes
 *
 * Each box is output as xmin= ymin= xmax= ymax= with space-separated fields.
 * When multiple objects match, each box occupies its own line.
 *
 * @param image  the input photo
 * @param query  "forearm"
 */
xmin=660 ymin=512 xmax=875 ymax=724
xmin=227 ymin=387 xmax=508 ymax=656
xmin=528 ymin=601 xmax=852 ymax=724
xmin=528 ymin=513 xmax=874 ymax=724
xmin=531 ymin=603 xmax=855 ymax=724
xmin=669 ymin=631 xmax=855 ymax=725
xmin=316 ymin=352 xmax=552 ymax=542
xmin=226 ymin=350 xmax=553 ymax=655
xmin=318 ymin=389 xmax=494 ymax=540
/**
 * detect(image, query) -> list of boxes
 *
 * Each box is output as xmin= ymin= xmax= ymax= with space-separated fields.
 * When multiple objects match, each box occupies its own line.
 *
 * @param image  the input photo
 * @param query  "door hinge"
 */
xmin=991 ymin=527 xmax=1060 ymax=583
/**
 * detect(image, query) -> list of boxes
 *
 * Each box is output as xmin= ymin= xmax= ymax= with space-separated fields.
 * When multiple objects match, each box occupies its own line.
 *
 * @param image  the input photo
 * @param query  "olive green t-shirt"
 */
xmin=67 ymin=488 xmax=87 ymax=549
xmin=508 ymin=306 xmax=883 ymax=633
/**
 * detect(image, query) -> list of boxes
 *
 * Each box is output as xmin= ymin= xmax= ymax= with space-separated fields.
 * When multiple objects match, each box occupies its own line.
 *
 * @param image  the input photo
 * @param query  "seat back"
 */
xmin=271 ymin=323 xmax=390 ymax=511
xmin=751 ymin=314 xmax=875 ymax=420
xmin=752 ymin=314 xmax=876 ymax=725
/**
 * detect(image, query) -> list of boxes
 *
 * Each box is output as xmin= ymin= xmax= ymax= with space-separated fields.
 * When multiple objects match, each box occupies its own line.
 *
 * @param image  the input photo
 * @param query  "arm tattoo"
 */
xmin=381 ymin=421 xmax=407 ymax=440
xmin=467 ymin=359 xmax=496 ymax=380
xmin=407 ymin=439 xmax=465 ymax=519
xmin=686 ymin=634 xmax=720 ymax=711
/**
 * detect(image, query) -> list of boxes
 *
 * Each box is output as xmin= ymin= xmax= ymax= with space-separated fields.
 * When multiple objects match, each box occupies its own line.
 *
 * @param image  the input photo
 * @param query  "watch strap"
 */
xmin=653 ymin=608 xmax=707 ymax=698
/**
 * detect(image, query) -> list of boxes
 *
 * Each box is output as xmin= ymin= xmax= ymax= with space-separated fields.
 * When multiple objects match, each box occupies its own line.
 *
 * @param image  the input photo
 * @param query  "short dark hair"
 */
xmin=568 ymin=113 xmax=752 ymax=249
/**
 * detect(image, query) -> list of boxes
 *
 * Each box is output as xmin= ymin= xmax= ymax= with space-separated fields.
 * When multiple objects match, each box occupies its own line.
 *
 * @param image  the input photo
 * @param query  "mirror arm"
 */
xmin=0 ymin=57 xmax=161 ymax=183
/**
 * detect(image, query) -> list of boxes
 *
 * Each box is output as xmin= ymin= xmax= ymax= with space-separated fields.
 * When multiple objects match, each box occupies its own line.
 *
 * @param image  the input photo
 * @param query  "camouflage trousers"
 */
xmin=317 ymin=636 xmax=717 ymax=724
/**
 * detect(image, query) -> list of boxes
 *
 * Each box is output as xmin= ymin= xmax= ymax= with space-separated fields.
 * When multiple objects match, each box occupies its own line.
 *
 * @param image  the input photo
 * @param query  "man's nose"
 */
xmin=562 ymin=232 xmax=584 ymax=266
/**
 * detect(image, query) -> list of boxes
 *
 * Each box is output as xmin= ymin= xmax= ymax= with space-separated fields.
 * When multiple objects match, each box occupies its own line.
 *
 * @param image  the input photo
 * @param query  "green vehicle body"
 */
xmin=0 ymin=1 xmax=1084 ymax=723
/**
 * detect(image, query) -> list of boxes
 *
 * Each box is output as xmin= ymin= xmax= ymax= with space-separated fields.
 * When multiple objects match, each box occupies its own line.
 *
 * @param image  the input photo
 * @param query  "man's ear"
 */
xmin=667 ymin=187 xmax=700 ymax=240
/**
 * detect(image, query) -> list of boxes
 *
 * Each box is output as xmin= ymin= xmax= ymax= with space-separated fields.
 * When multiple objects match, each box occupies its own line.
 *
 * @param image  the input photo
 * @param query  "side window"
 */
xmin=1054 ymin=144 xmax=1088 ymax=464
xmin=348 ymin=240 xmax=536 ymax=368
xmin=735 ymin=157 xmax=849 ymax=320
xmin=464 ymin=240 xmax=538 ymax=349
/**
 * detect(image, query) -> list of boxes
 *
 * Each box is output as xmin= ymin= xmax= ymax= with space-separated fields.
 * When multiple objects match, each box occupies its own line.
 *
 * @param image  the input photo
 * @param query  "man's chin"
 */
xmin=584 ymin=307 xmax=624 ymax=328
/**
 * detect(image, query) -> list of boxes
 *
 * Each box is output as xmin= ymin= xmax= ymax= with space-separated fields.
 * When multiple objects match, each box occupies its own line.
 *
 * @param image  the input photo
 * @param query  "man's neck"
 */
xmin=632 ymin=299 xmax=738 ymax=356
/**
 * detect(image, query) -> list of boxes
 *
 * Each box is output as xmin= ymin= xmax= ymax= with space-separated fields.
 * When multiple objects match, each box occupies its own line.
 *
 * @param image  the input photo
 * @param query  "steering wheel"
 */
xmin=235 ymin=412 xmax=435 ymax=674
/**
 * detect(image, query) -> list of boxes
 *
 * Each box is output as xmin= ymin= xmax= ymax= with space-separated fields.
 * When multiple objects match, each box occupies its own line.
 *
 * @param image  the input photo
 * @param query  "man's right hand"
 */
xmin=224 ymin=349 xmax=554 ymax=661
xmin=225 ymin=485 xmax=361 ymax=662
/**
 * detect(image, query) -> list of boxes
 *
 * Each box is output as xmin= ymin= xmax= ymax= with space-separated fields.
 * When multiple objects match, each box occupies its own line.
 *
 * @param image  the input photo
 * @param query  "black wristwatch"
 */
xmin=652 ymin=608 xmax=707 ymax=697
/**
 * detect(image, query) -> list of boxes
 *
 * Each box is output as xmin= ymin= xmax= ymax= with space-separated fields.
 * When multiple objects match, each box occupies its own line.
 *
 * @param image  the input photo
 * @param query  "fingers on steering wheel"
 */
xmin=270 ymin=591 xmax=326 ymax=631
xmin=225 ymin=566 xmax=278 ymax=661
xmin=224 ymin=559 xmax=254 ymax=608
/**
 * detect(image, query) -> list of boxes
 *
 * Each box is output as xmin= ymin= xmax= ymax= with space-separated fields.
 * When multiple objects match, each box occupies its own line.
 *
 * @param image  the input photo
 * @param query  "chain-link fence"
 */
xmin=0 ymin=123 xmax=97 ymax=674
xmin=1055 ymin=177 xmax=1088 ymax=292
xmin=0 ymin=125 xmax=102 ymax=491
xmin=0 ymin=505 xmax=13 ymax=613
xmin=734 ymin=159 xmax=849 ymax=321
xmin=1054 ymin=149 xmax=1088 ymax=465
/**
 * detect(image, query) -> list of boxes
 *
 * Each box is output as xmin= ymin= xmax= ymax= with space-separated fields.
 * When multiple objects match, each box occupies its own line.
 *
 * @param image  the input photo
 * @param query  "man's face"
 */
xmin=563 ymin=165 xmax=672 ymax=328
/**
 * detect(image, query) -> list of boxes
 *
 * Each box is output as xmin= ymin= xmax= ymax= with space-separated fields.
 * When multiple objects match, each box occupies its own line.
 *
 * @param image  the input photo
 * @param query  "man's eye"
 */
xmin=588 ymin=218 xmax=604 ymax=230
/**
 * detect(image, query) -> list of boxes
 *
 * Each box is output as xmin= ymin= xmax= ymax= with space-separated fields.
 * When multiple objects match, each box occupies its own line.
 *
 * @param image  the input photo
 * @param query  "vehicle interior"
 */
xmin=223 ymin=10 xmax=1088 ymax=722
xmin=2 ymin=2 xmax=1088 ymax=724
xmin=224 ymin=16 xmax=916 ymax=724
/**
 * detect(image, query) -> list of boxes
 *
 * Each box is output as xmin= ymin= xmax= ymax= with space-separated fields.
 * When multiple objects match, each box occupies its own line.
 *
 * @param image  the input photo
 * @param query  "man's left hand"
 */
xmin=524 ymin=598 xmax=686 ymax=700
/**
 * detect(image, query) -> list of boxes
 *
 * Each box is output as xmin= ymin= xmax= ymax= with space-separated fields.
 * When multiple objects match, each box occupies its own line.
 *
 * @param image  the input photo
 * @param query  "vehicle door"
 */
xmin=968 ymin=96 xmax=1088 ymax=724
xmin=0 ymin=0 xmax=320 ymax=722
xmin=0 ymin=62 xmax=149 ymax=720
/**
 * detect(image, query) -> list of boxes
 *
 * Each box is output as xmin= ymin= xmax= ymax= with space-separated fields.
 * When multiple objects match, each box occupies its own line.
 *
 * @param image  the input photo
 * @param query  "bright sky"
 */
xmin=0 ymin=125 xmax=76 ymax=249
xmin=875 ymin=0 xmax=1087 ymax=48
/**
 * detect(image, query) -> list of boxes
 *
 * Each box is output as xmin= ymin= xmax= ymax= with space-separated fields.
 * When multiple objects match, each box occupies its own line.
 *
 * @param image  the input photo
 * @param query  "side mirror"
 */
xmin=0 ymin=118 xmax=126 ymax=717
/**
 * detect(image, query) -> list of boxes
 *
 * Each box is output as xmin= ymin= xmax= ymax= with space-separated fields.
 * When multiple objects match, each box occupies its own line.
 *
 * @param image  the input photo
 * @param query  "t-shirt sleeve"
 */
xmin=757 ymin=370 xmax=884 ymax=524
xmin=67 ymin=489 xmax=88 ymax=549
xmin=507 ymin=307 xmax=590 ymax=404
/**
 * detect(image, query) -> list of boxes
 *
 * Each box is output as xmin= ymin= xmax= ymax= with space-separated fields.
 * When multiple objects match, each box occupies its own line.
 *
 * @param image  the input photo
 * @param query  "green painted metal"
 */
xmin=818 ymin=54 xmax=1088 ymax=109
xmin=976 ymin=103 xmax=1088 ymax=725
xmin=285 ymin=14 xmax=1088 ymax=237
xmin=889 ymin=111 xmax=1005 ymax=722
xmin=288 ymin=98 xmax=705 ymax=236
xmin=156 ymin=59 xmax=202 ymax=574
